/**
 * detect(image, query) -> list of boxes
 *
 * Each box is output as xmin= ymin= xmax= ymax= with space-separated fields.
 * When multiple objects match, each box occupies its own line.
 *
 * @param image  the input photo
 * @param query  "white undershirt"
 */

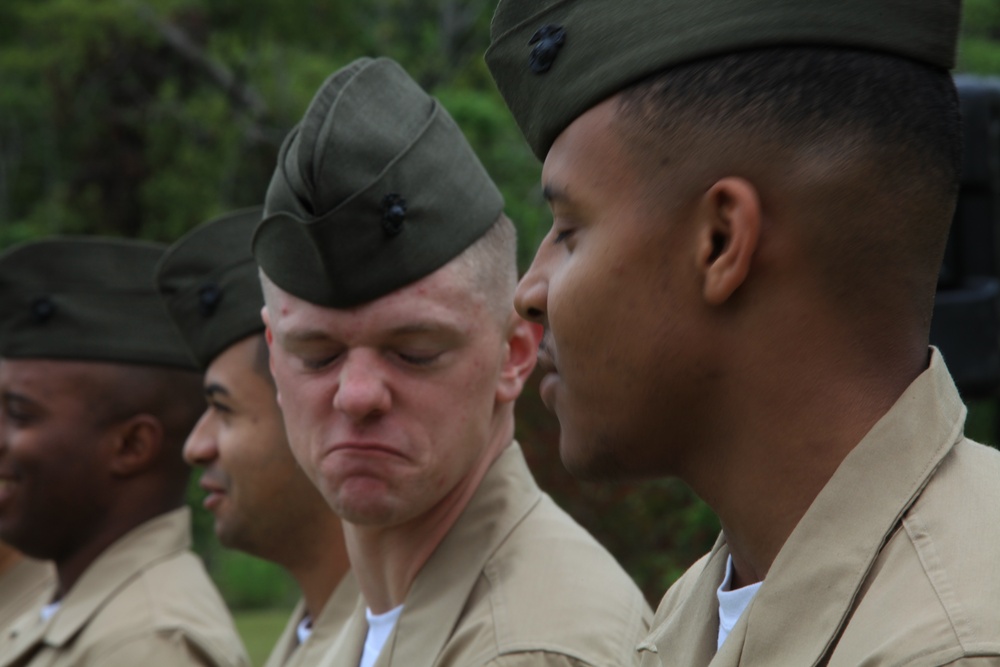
xmin=716 ymin=556 xmax=762 ymax=650
xmin=295 ymin=613 xmax=313 ymax=645
xmin=359 ymin=605 xmax=403 ymax=667
xmin=39 ymin=601 xmax=61 ymax=622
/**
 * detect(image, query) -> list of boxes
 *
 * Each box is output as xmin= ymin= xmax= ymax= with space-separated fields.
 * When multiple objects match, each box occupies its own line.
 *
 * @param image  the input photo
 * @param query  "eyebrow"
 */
xmin=204 ymin=383 xmax=230 ymax=399
xmin=282 ymin=322 xmax=459 ymax=346
xmin=542 ymin=184 xmax=569 ymax=204
xmin=281 ymin=329 xmax=334 ymax=345
xmin=387 ymin=323 xmax=455 ymax=337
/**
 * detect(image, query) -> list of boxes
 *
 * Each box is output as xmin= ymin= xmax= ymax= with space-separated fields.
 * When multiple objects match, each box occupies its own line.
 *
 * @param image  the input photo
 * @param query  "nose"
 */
xmin=514 ymin=258 xmax=549 ymax=325
xmin=333 ymin=352 xmax=391 ymax=421
xmin=183 ymin=409 xmax=219 ymax=466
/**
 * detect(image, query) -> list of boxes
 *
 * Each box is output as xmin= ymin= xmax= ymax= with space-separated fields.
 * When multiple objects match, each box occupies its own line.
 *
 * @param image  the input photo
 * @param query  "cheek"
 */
xmin=547 ymin=251 xmax=620 ymax=357
xmin=270 ymin=361 xmax=313 ymax=425
xmin=36 ymin=434 xmax=103 ymax=504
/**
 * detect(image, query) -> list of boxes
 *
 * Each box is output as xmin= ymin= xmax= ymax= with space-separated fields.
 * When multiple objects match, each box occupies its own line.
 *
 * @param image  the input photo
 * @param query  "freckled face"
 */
xmin=183 ymin=335 xmax=329 ymax=557
xmin=515 ymin=98 xmax=709 ymax=480
xmin=264 ymin=262 xmax=512 ymax=528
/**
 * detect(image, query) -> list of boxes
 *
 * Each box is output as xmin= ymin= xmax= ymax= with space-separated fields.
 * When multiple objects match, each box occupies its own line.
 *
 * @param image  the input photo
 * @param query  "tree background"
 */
xmin=2 ymin=0 xmax=999 ymax=614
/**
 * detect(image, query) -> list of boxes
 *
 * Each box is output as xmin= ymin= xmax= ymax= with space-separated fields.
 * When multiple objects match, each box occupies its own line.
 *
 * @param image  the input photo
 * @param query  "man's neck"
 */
xmin=686 ymin=339 xmax=929 ymax=588
xmin=54 ymin=499 xmax=181 ymax=600
xmin=0 ymin=545 xmax=24 ymax=578
xmin=283 ymin=523 xmax=351 ymax=619
xmin=346 ymin=435 xmax=510 ymax=614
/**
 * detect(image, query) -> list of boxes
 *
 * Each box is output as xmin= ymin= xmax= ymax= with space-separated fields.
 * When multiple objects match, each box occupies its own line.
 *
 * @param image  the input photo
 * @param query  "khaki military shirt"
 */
xmin=263 ymin=573 xmax=359 ymax=667
xmin=0 ymin=559 xmax=54 ymax=632
xmin=318 ymin=443 xmax=651 ymax=667
xmin=639 ymin=350 xmax=1000 ymax=666
xmin=0 ymin=508 xmax=249 ymax=667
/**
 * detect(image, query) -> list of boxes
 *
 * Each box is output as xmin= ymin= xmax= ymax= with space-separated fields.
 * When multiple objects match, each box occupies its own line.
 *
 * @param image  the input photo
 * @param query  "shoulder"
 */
xmin=482 ymin=651 xmax=616 ymax=667
xmin=0 ymin=558 xmax=55 ymax=630
xmin=79 ymin=629 xmax=249 ymax=667
xmin=441 ymin=493 xmax=652 ymax=667
xmin=832 ymin=439 xmax=1000 ymax=665
xmin=75 ymin=550 xmax=248 ymax=667
xmin=649 ymin=551 xmax=712 ymax=625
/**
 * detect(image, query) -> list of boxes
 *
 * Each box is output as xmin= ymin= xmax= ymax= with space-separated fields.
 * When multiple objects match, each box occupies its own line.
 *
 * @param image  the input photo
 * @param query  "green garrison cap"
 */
xmin=253 ymin=57 xmax=504 ymax=308
xmin=156 ymin=208 xmax=265 ymax=369
xmin=0 ymin=237 xmax=196 ymax=369
xmin=486 ymin=0 xmax=963 ymax=160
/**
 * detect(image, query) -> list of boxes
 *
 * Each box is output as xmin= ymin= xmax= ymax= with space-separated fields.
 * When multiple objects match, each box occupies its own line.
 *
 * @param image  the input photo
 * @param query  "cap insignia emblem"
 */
xmin=198 ymin=283 xmax=222 ymax=317
xmin=382 ymin=194 xmax=407 ymax=237
xmin=528 ymin=24 xmax=566 ymax=74
xmin=31 ymin=297 xmax=55 ymax=323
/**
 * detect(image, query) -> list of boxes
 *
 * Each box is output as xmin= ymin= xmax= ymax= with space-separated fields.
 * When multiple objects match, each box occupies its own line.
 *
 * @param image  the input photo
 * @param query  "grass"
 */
xmin=233 ymin=606 xmax=296 ymax=667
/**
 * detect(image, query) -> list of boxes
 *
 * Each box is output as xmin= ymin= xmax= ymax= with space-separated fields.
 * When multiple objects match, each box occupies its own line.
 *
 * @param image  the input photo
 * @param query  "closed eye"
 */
xmin=554 ymin=229 xmax=573 ymax=244
xmin=207 ymin=400 xmax=233 ymax=415
xmin=302 ymin=355 xmax=338 ymax=371
xmin=396 ymin=350 xmax=443 ymax=367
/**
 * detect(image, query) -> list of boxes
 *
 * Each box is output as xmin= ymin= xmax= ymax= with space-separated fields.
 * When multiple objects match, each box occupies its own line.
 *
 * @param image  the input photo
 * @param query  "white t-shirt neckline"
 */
xmin=360 ymin=604 xmax=404 ymax=667
xmin=39 ymin=601 xmax=61 ymax=623
xmin=295 ymin=612 xmax=313 ymax=645
xmin=716 ymin=555 xmax=762 ymax=650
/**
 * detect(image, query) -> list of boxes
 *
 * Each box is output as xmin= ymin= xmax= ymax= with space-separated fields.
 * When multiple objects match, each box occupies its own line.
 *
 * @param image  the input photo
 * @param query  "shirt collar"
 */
xmin=644 ymin=349 xmax=966 ymax=666
xmin=44 ymin=507 xmax=193 ymax=647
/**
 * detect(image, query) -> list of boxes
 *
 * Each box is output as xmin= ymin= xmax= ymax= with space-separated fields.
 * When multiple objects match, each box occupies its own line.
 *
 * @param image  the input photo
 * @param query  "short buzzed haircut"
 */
xmin=451 ymin=214 xmax=519 ymax=325
xmin=262 ymin=214 xmax=519 ymax=328
xmin=87 ymin=363 xmax=204 ymax=486
xmin=615 ymin=47 xmax=962 ymax=327
xmin=251 ymin=334 xmax=273 ymax=386
xmin=616 ymin=47 xmax=961 ymax=196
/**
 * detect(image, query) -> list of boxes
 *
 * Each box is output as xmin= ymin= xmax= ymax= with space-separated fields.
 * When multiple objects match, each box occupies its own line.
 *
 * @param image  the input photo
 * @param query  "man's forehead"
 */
xmin=205 ymin=339 xmax=273 ymax=394
xmin=0 ymin=358 xmax=108 ymax=402
xmin=272 ymin=278 xmax=479 ymax=342
xmin=204 ymin=344 xmax=251 ymax=386
xmin=542 ymin=101 xmax=646 ymax=206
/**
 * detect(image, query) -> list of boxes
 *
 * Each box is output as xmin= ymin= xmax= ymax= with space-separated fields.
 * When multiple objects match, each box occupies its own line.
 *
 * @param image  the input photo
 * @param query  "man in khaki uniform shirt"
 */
xmin=0 ymin=544 xmax=53 ymax=631
xmin=487 ymin=0 xmax=1000 ymax=665
xmin=156 ymin=209 xmax=356 ymax=667
xmin=0 ymin=238 xmax=248 ymax=667
xmin=254 ymin=57 xmax=652 ymax=667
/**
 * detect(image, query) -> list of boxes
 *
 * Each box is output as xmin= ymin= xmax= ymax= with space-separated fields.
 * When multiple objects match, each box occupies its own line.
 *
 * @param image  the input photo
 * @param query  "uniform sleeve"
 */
xmin=89 ymin=629 xmax=251 ymax=667
xmin=483 ymin=651 xmax=636 ymax=667
xmin=937 ymin=657 xmax=1000 ymax=666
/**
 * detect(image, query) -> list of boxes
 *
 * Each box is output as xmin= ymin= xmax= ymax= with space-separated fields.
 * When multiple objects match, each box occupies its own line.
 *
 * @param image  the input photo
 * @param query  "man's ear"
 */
xmin=496 ymin=315 xmax=540 ymax=404
xmin=695 ymin=177 xmax=762 ymax=306
xmin=261 ymin=305 xmax=272 ymax=346
xmin=108 ymin=414 xmax=164 ymax=477
xmin=261 ymin=306 xmax=283 ymax=406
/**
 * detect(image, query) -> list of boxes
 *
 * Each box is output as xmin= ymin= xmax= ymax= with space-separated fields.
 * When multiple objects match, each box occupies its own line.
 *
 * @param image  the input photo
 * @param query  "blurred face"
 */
xmin=184 ymin=335 xmax=327 ymax=556
xmin=515 ymin=98 xmax=707 ymax=480
xmin=264 ymin=261 xmax=527 ymax=528
xmin=0 ymin=359 xmax=113 ymax=560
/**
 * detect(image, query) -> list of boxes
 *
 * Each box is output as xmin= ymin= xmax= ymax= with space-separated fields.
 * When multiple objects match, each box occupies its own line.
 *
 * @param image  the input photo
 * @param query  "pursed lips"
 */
xmin=324 ymin=441 xmax=407 ymax=459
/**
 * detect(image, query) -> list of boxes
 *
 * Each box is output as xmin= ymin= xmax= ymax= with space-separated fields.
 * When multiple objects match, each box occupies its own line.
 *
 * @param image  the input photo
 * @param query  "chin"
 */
xmin=334 ymin=491 xmax=415 ymax=527
xmin=335 ymin=501 xmax=400 ymax=527
xmin=559 ymin=433 xmax=629 ymax=482
xmin=215 ymin=523 xmax=244 ymax=551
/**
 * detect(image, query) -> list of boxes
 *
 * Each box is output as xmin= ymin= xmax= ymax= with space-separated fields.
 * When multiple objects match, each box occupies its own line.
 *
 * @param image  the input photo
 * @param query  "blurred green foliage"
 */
xmin=2 ymin=0 xmax=999 ymax=612
xmin=0 ymin=0 xmax=547 ymax=259
xmin=234 ymin=607 xmax=295 ymax=667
